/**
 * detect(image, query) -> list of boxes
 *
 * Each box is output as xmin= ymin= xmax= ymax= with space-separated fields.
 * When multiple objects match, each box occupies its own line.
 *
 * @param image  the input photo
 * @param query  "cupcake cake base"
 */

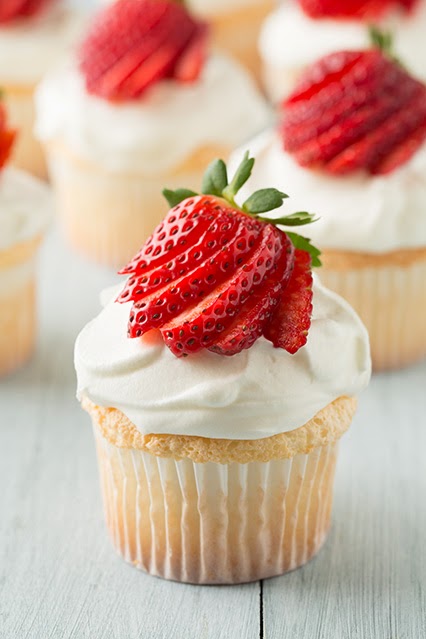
xmin=321 ymin=248 xmax=426 ymax=371
xmin=84 ymin=396 xmax=356 ymax=584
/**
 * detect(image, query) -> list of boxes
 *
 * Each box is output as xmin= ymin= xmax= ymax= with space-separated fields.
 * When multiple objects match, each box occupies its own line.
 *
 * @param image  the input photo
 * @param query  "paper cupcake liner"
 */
xmin=0 ymin=266 xmax=36 ymax=377
xmin=93 ymin=425 xmax=339 ymax=584
xmin=4 ymin=84 xmax=47 ymax=180
xmin=320 ymin=259 xmax=426 ymax=371
xmin=45 ymin=142 xmax=231 ymax=268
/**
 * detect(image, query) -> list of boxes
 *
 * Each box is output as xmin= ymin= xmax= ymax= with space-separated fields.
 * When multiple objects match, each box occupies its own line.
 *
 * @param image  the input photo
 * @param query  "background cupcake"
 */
xmin=234 ymin=38 xmax=426 ymax=370
xmin=260 ymin=0 xmax=426 ymax=102
xmin=0 ymin=101 xmax=51 ymax=376
xmin=75 ymin=156 xmax=371 ymax=584
xmin=0 ymin=0 xmax=85 ymax=178
xmin=35 ymin=0 xmax=271 ymax=267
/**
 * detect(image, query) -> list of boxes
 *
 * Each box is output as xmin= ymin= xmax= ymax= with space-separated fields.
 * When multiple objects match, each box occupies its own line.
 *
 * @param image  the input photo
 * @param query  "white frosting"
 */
xmin=75 ymin=279 xmax=371 ymax=440
xmin=231 ymin=132 xmax=426 ymax=253
xmin=0 ymin=5 xmax=87 ymax=85
xmin=35 ymin=54 xmax=271 ymax=175
xmin=0 ymin=168 xmax=51 ymax=251
xmin=259 ymin=2 xmax=426 ymax=83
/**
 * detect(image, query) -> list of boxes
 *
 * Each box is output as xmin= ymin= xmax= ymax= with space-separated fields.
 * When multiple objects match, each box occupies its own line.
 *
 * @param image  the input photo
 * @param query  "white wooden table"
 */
xmin=1 ymin=228 xmax=426 ymax=639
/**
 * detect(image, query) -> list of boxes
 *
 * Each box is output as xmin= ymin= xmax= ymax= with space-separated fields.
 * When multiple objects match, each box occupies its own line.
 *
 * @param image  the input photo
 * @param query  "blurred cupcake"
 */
xmin=75 ymin=155 xmax=371 ymax=584
xmin=35 ymin=0 xmax=270 ymax=267
xmin=0 ymin=101 xmax=51 ymax=376
xmin=0 ymin=0 xmax=85 ymax=178
xmin=260 ymin=0 xmax=426 ymax=102
xmin=234 ymin=38 xmax=426 ymax=370
xmin=97 ymin=0 xmax=275 ymax=80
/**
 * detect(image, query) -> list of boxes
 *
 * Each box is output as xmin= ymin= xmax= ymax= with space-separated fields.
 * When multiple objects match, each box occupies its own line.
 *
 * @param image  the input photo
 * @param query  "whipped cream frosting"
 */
xmin=35 ymin=54 xmax=271 ymax=175
xmin=231 ymin=132 xmax=426 ymax=253
xmin=0 ymin=168 xmax=51 ymax=251
xmin=0 ymin=5 xmax=87 ymax=85
xmin=259 ymin=2 xmax=426 ymax=83
xmin=75 ymin=279 xmax=371 ymax=440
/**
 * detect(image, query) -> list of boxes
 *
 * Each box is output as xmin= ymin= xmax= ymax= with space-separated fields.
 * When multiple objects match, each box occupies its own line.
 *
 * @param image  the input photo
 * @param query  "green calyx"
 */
xmin=163 ymin=152 xmax=322 ymax=267
xmin=369 ymin=26 xmax=400 ymax=65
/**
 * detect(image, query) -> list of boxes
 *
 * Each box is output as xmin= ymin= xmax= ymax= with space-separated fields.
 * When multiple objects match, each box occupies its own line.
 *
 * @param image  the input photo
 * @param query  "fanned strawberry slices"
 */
xmin=280 ymin=30 xmax=426 ymax=176
xmin=0 ymin=0 xmax=53 ymax=23
xmin=117 ymin=154 xmax=321 ymax=358
xmin=298 ymin=0 xmax=419 ymax=19
xmin=79 ymin=0 xmax=208 ymax=101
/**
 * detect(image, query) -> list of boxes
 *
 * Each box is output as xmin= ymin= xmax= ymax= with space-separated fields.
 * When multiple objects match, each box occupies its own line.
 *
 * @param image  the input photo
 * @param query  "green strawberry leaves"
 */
xmin=163 ymin=151 xmax=322 ymax=267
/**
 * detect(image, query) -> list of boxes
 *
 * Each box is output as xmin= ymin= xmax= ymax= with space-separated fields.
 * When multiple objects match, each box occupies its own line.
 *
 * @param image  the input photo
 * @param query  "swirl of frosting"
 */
xmin=75 ymin=278 xmax=371 ymax=440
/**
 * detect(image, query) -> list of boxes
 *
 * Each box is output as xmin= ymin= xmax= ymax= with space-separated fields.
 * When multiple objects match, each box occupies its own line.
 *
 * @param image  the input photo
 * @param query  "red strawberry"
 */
xmin=263 ymin=250 xmax=313 ymax=354
xmin=79 ymin=0 xmax=208 ymax=101
xmin=0 ymin=102 xmax=16 ymax=170
xmin=0 ymin=0 xmax=53 ymax=23
xmin=117 ymin=154 xmax=321 ymax=358
xmin=281 ymin=38 xmax=426 ymax=176
xmin=298 ymin=0 xmax=419 ymax=19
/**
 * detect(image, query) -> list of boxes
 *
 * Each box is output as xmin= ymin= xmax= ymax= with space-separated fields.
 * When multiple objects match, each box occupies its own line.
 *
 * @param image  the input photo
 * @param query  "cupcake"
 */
xmin=233 ymin=37 xmax=426 ymax=370
xmin=75 ymin=154 xmax=371 ymax=584
xmin=97 ymin=0 xmax=275 ymax=80
xmin=0 ymin=0 xmax=85 ymax=178
xmin=0 ymin=101 xmax=51 ymax=376
xmin=35 ymin=0 xmax=270 ymax=268
xmin=259 ymin=0 xmax=426 ymax=102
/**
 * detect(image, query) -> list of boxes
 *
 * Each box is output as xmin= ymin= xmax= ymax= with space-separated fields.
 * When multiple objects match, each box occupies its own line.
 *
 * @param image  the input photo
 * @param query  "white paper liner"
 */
xmin=93 ymin=426 xmax=339 ymax=584
xmin=320 ymin=259 xmax=426 ymax=371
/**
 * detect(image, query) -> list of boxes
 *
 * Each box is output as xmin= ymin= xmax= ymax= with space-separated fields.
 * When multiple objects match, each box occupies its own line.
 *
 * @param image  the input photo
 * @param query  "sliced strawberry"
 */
xmin=79 ymin=0 xmax=208 ymax=101
xmin=117 ymin=154 xmax=319 ymax=358
xmin=298 ymin=0 xmax=419 ymax=19
xmin=160 ymin=225 xmax=285 ymax=357
xmin=0 ymin=0 xmax=53 ymax=23
xmin=173 ymin=24 xmax=208 ymax=83
xmin=264 ymin=250 xmax=313 ymax=355
xmin=209 ymin=236 xmax=295 ymax=356
xmin=0 ymin=103 xmax=16 ymax=171
xmin=127 ymin=219 xmax=263 ymax=336
xmin=281 ymin=46 xmax=426 ymax=176
xmin=373 ymin=119 xmax=426 ymax=174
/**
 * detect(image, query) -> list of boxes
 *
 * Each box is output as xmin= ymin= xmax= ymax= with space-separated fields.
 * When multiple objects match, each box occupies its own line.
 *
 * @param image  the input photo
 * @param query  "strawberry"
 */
xmin=263 ymin=250 xmax=313 ymax=355
xmin=79 ymin=0 xmax=208 ymax=101
xmin=0 ymin=101 xmax=16 ymax=170
xmin=298 ymin=0 xmax=419 ymax=20
xmin=117 ymin=153 xmax=322 ymax=358
xmin=281 ymin=30 xmax=426 ymax=176
xmin=0 ymin=0 xmax=53 ymax=23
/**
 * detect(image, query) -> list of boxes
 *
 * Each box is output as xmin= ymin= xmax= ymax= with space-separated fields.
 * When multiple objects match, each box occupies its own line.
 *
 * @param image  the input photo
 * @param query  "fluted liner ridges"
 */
xmin=94 ymin=427 xmax=338 ymax=584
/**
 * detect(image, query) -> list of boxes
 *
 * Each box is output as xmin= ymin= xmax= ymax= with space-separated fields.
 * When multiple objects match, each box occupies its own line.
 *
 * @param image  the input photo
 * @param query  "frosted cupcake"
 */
xmin=97 ymin=0 xmax=274 ymax=80
xmin=75 ymin=155 xmax=371 ymax=584
xmin=234 ymin=37 xmax=426 ymax=370
xmin=0 ymin=102 xmax=51 ymax=376
xmin=0 ymin=0 xmax=85 ymax=178
xmin=260 ymin=0 xmax=426 ymax=102
xmin=35 ymin=0 xmax=270 ymax=268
